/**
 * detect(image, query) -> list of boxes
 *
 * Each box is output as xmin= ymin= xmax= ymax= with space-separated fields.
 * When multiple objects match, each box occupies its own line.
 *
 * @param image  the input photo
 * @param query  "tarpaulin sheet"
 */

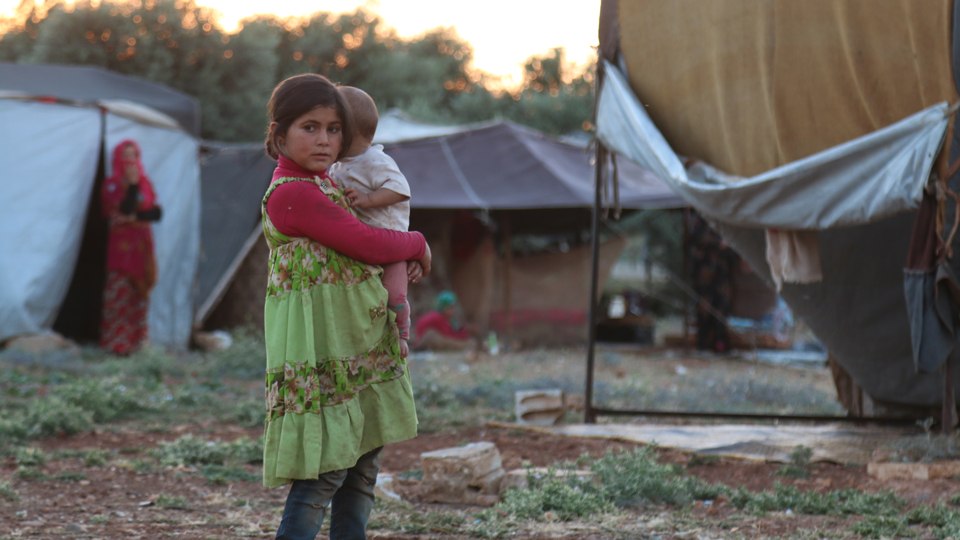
xmin=0 ymin=100 xmax=101 ymax=340
xmin=597 ymin=61 xmax=950 ymax=229
xmin=615 ymin=0 xmax=958 ymax=177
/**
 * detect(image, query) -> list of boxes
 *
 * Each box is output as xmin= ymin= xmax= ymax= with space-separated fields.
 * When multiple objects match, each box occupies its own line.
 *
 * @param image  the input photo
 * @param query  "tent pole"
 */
xmin=942 ymin=354 xmax=957 ymax=434
xmin=584 ymin=145 xmax=606 ymax=424
xmin=502 ymin=215 xmax=513 ymax=348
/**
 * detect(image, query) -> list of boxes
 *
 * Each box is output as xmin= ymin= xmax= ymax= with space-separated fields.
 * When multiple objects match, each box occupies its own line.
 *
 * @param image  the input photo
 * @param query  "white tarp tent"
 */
xmin=0 ymin=63 xmax=201 ymax=350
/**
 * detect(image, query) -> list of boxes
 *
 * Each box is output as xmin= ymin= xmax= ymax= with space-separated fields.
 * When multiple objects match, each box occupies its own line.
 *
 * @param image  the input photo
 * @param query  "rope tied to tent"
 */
xmin=934 ymin=102 xmax=960 ymax=261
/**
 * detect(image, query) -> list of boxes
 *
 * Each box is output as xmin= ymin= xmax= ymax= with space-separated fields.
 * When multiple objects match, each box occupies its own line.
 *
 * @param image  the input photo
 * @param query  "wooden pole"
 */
xmin=502 ymin=214 xmax=513 ymax=349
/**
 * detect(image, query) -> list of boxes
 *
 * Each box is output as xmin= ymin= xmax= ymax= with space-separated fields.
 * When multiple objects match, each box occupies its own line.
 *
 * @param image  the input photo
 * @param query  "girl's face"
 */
xmin=278 ymin=106 xmax=343 ymax=173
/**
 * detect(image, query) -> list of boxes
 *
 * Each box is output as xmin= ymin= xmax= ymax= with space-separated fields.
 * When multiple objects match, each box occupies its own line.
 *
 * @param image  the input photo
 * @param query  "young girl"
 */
xmin=261 ymin=73 xmax=431 ymax=540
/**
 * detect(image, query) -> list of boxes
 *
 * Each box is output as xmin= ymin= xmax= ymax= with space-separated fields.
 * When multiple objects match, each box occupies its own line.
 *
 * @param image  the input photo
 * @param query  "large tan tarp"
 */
xmin=617 ymin=0 xmax=957 ymax=176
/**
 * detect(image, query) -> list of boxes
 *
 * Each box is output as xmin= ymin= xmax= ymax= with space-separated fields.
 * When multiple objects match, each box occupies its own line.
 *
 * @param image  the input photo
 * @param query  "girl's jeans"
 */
xmin=275 ymin=447 xmax=382 ymax=540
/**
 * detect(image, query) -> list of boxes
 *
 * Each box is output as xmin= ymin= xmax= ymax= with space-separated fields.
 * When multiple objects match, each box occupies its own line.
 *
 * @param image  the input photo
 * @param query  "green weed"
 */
xmin=731 ymin=483 xmax=902 ymax=516
xmin=588 ymin=447 xmax=726 ymax=507
xmin=82 ymin=449 xmax=110 ymax=467
xmin=200 ymin=464 xmax=258 ymax=485
xmin=498 ymin=473 xmax=614 ymax=521
xmin=851 ymin=515 xmax=912 ymax=539
xmin=15 ymin=466 xmax=46 ymax=480
xmin=153 ymin=435 xmax=262 ymax=485
xmin=154 ymin=435 xmax=229 ymax=466
xmin=155 ymin=494 xmax=189 ymax=509
xmin=0 ymin=481 xmax=18 ymax=502
xmin=54 ymin=377 xmax=152 ymax=422
xmin=369 ymin=498 xmax=468 ymax=535
xmin=776 ymin=445 xmax=813 ymax=478
xmin=14 ymin=447 xmax=46 ymax=467
xmin=54 ymin=471 xmax=86 ymax=482
xmin=22 ymin=398 xmax=93 ymax=438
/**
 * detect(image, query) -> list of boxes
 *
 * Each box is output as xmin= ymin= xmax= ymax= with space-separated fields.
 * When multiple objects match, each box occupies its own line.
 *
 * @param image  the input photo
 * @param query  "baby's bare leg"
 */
xmin=381 ymin=261 xmax=410 ymax=340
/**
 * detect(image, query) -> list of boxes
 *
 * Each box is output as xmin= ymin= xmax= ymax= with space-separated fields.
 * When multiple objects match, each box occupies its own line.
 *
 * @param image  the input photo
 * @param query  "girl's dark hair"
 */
xmin=264 ymin=73 xmax=353 ymax=161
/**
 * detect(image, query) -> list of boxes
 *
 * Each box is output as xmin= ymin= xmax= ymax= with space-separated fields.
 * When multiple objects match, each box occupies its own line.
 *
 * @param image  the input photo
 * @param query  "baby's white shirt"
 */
xmin=329 ymin=144 xmax=410 ymax=231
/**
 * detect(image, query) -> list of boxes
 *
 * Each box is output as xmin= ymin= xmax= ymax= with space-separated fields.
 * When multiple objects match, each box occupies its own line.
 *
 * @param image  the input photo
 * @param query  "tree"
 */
xmin=0 ymin=2 xmax=596 ymax=141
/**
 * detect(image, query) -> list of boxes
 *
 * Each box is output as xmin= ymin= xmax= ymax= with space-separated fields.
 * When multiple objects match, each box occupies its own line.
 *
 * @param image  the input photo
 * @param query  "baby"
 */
xmin=329 ymin=86 xmax=414 ymax=355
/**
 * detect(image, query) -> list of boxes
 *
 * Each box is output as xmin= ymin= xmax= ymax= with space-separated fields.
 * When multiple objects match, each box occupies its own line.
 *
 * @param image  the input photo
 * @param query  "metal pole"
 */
xmin=584 ymin=144 xmax=606 ymax=424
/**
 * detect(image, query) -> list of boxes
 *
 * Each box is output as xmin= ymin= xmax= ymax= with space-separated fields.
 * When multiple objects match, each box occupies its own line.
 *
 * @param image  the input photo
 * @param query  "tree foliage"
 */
xmin=0 ymin=0 xmax=594 ymax=141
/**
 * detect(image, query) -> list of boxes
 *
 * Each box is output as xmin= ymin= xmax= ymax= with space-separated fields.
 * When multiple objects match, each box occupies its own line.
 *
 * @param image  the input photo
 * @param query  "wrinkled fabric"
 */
xmin=765 ymin=230 xmax=822 ymax=291
xmin=596 ymin=61 xmax=950 ymax=230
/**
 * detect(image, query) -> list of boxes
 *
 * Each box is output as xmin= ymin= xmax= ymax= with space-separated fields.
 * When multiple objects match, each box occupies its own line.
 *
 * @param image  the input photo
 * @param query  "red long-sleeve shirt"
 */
xmin=265 ymin=180 xmax=426 ymax=265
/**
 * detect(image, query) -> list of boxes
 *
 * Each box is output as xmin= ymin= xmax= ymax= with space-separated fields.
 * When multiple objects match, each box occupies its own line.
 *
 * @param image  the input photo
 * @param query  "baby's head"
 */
xmin=339 ymin=86 xmax=379 ymax=143
xmin=264 ymin=73 xmax=353 ymax=161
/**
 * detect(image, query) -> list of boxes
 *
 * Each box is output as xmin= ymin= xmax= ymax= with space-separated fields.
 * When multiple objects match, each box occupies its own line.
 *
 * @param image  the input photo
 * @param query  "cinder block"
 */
xmin=867 ymin=460 xmax=960 ymax=481
xmin=420 ymin=442 xmax=504 ymax=506
xmin=515 ymin=389 xmax=564 ymax=426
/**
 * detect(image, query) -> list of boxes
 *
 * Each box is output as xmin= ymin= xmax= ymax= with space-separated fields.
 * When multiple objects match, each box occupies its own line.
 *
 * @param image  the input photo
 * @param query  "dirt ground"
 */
xmin=2 ymin=344 xmax=958 ymax=538
xmin=3 ymin=420 xmax=959 ymax=539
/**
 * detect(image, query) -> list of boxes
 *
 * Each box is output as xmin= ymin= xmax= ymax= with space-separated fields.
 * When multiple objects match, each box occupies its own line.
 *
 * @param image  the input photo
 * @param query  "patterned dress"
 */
xmin=260 ymin=176 xmax=418 ymax=488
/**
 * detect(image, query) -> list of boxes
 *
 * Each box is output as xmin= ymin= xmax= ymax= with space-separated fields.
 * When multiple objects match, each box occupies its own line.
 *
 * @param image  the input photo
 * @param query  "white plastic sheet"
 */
xmin=0 ymin=100 xmax=101 ymax=340
xmin=596 ymin=61 xmax=950 ymax=230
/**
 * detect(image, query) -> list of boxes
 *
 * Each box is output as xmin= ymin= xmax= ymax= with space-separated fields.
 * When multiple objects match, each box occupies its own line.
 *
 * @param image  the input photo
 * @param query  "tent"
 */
xmin=595 ymin=1 xmax=960 ymax=416
xmin=0 ymin=62 xmax=201 ymax=350
xmin=197 ymin=119 xmax=686 ymax=345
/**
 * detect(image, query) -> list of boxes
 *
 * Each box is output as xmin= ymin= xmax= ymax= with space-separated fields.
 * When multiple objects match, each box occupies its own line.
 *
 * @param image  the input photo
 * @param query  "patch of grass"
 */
xmin=155 ymin=435 xmax=229 ymax=466
xmin=15 ymin=466 xmax=46 ymax=481
xmin=21 ymin=398 xmax=94 ymax=438
xmin=54 ymin=471 xmax=86 ymax=482
xmin=199 ymin=328 xmax=265 ymax=380
xmin=15 ymin=447 xmax=46 ymax=467
xmin=906 ymin=504 xmax=960 ymax=538
xmin=83 ymin=449 xmax=110 ymax=467
xmin=153 ymin=435 xmax=262 ymax=484
xmin=685 ymin=454 xmax=721 ymax=468
xmin=54 ymin=377 xmax=153 ymax=422
xmin=54 ymin=448 xmax=110 ymax=466
xmin=200 ymin=464 xmax=258 ymax=485
xmin=155 ymin=494 xmax=189 ymax=509
xmin=776 ymin=445 xmax=813 ymax=478
xmin=851 ymin=515 xmax=912 ymax=539
xmin=0 ymin=481 xmax=18 ymax=502
xmin=229 ymin=399 xmax=264 ymax=428
xmin=588 ymin=447 xmax=726 ymax=507
xmin=498 ymin=472 xmax=614 ymax=521
xmin=369 ymin=498 xmax=468 ymax=535
xmin=731 ymin=483 xmax=903 ymax=517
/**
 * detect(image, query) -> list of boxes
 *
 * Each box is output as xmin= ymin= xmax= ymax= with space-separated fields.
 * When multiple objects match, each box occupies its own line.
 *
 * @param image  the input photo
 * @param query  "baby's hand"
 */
xmin=399 ymin=339 xmax=409 ymax=358
xmin=344 ymin=188 xmax=371 ymax=209
xmin=407 ymin=261 xmax=424 ymax=283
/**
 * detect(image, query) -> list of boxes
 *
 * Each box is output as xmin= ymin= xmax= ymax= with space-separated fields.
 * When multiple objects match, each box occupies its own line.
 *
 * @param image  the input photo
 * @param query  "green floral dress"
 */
xmin=260 ymin=176 xmax=417 ymax=488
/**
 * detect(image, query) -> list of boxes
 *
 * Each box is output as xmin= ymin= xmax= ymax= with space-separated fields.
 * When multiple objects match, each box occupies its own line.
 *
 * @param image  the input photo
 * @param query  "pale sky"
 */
xmin=1 ymin=0 xmax=601 ymax=88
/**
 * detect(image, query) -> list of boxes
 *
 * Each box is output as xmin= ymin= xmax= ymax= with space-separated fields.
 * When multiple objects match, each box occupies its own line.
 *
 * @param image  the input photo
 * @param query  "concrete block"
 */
xmin=420 ymin=442 xmax=504 ymax=506
xmin=867 ymin=460 xmax=960 ymax=481
xmin=515 ymin=389 xmax=564 ymax=426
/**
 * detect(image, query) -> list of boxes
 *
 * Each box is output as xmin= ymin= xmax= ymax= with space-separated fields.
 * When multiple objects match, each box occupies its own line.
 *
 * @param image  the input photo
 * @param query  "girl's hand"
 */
xmin=344 ymin=188 xmax=370 ymax=208
xmin=416 ymin=242 xmax=432 ymax=280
